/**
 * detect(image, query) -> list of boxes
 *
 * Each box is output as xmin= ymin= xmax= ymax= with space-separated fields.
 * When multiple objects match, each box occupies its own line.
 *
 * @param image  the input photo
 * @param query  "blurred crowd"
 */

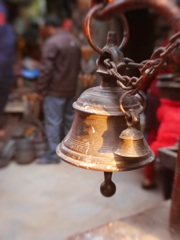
xmin=0 ymin=0 xmax=96 ymax=166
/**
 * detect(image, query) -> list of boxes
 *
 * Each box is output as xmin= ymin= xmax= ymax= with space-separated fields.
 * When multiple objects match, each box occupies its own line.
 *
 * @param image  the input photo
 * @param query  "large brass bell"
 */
xmin=56 ymin=31 xmax=154 ymax=197
xmin=57 ymin=86 xmax=147 ymax=172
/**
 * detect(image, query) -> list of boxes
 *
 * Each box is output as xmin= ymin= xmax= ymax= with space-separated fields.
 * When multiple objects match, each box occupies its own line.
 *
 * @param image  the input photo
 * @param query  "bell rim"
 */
xmin=56 ymin=143 xmax=155 ymax=172
xmin=114 ymin=146 xmax=152 ymax=158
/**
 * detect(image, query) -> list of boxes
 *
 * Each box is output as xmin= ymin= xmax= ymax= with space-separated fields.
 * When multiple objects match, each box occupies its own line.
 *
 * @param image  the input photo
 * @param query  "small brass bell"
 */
xmin=114 ymin=127 xmax=154 ymax=169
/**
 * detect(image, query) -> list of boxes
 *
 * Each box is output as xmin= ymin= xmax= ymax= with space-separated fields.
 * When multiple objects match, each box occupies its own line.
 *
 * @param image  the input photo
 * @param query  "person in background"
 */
xmin=0 ymin=3 xmax=16 ymax=139
xmin=37 ymin=16 xmax=81 ymax=164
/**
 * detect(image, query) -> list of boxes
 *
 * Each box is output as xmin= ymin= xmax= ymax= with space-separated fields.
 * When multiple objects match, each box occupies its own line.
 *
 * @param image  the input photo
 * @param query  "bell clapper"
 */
xmin=100 ymin=172 xmax=116 ymax=197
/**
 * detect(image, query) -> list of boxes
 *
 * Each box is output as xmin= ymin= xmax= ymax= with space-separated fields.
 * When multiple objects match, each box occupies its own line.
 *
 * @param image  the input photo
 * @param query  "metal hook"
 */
xmin=84 ymin=3 xmax=104 ymax=55
xmin=120 ymin=91 xmax=146 ymax=126
xmin=84 ymin=2 xmax=129 ymax=55
xmin=118 ymin=14 xmax=129 ymax=50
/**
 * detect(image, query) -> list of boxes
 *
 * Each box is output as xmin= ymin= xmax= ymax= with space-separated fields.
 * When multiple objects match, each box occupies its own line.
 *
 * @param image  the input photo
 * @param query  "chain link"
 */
xmin=140 ymin=32 xmax=180 ymax=77
xmin=103 ymin=31 xmax=180 ymax=95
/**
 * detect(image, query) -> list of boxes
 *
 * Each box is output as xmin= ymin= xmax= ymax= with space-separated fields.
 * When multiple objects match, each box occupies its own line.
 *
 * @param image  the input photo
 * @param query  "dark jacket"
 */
xmin=0 ymin=24 xmax=16 ymax=84
xmin=37 ymin=29 xmax=81 ymax=97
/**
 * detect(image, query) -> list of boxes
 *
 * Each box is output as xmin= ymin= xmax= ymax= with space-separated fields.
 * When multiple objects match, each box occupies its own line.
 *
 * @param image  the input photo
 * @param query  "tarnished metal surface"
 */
xmin=73 ymin=86 xmax=141 ymax=116
xmin=57 ymin=85 xmax=147 ymax=172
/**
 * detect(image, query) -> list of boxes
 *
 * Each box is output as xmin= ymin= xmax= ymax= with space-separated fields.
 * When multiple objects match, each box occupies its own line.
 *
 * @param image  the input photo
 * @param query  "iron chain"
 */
xmin=103 ymin=31 xmax=180 ymax=95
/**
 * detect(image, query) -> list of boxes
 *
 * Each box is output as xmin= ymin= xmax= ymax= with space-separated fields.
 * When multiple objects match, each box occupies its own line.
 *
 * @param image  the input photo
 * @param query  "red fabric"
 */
xmin=0 ymin=13 xmax=5 ymax=26
xmin=145 ymin=99 xmax=180 ymax=180
xmin=62 ymin=19 xmax=73 ymax=31
xmin=144 ymin=162 xmax=155 ymax=179
xmin=150 ymin=98 xmax=180 ymax=155
xmin=146 ymin=129 xmax=158 ymax=145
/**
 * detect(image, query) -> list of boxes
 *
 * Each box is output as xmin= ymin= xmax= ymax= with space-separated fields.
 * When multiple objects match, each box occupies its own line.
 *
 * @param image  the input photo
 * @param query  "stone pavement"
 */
xmin=0 ymin=161 xmax=162 ymax=240
xmin=69 ymin=201 xmax=173 ymax=240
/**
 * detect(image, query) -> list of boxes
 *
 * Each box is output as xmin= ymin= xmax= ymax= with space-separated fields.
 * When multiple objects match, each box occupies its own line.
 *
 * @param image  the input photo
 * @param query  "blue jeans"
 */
xmin=43 ymin=96 xmax=75 ymax=161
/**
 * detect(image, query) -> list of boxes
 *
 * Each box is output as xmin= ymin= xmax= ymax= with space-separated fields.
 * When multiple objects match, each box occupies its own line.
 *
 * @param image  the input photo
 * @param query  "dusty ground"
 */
xmin=0 ymin=160 xmax=162 ymax=240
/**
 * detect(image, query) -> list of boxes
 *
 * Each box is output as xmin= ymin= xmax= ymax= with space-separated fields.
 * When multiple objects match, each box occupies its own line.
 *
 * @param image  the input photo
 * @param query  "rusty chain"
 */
xmin=89 ymin=1 xmax=180 ymax=94
xmin=104 ymin=31 xmax=180 ymax=95
xmin=140 ymin=32 xmax=180 ymax=78
xmin=101 ymin=31 xmax=180 ymax=126
xmin=87 ymin=1 xmax=180 ymax=126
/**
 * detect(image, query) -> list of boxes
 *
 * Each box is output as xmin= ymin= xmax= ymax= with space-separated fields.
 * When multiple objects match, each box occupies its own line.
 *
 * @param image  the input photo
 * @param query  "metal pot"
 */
xmin=0 ymin=139 xmax=16 ymax=168
xmin=15 ymin=151 xmax=35 ymax=164
xmin=15 ymin=137 xmax=35 ymax=164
